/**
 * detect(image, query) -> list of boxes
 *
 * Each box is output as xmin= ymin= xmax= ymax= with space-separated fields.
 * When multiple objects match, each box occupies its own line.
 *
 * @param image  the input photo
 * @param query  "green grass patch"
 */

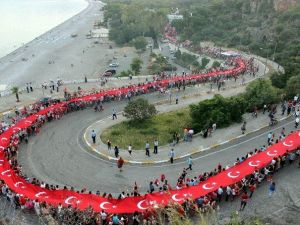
xmin=100 ymin=108 xmax=192 ymax=149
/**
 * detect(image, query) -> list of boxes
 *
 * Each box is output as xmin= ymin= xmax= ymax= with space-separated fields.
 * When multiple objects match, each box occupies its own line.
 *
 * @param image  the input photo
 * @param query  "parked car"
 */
xmin=105 ymin=69 xmax=116 ymax=74
xmin=109 ymin=63 xmax=119 ymax=67
xmin=103 ymin=72 xmax=113 ymax=77
xmin=103 ymin=69 xmax=116 ymax=77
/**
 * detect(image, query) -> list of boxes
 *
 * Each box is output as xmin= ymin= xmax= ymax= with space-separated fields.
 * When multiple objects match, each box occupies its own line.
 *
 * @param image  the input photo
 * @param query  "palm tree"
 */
xmin=11 ymin=86 xmax=20 ymax=102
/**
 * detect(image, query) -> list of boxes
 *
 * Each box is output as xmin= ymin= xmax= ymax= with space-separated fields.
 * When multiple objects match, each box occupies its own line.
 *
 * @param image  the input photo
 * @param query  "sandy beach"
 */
xmin=0 ymin=0 xmax=139 ymax=92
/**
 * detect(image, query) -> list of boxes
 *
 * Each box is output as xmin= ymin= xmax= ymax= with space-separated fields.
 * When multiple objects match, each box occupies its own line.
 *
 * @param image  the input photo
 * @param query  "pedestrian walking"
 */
xmin=295 ymin=117 xmax=299 ymax=128
xmin=91 ymin=130 xmax=96 ymax=144
xmin=128 ymin=144 xmax=132 ymax=155
xmin=112 ymin=214 xmax=120 ymax=225
xmin=132 ymin=211 xmax=140 ymax=225
xmin=281 ymin=127 xmax=286 ymax=137
xmin=153 ymin=140 xmax=158 ymax=154
xmin=169 ymin=91 xmax=172 ymax=104
xmin=217 ymin=186 xmax=223 ymax=202
xmin=117 ymin=157 xmax=124 ymax=172
xmin=107 ymin=139 xmax=111 ymax=151
xmin=225 ymin=186 xmax=231 ymax=201
xmin=29 ymin=82 xmax=33 ymax=92
xmin=281 ymin=102 xmax=286 ymax=115
xmin=149 ymin=181 xmax=155 ymax=193
xmin=295 ymin=109 xmax=300 ymax=118
xmin=239 ymin=191 xmax=249 ymax=211
xmin=212 ymin=123 xmax=217 ymax=132
xmin=248 ymin=183 xmax=256 ymax=198
xmin=269 ymin=182 xmax=276 ymax=197
xmin=100 ymin=210 xmax=107 ymax=225
xmin=112 ymin=108 xmax=117 ymax=120
xmin=26 ymin=83 xmax=30 ymax=93
xmin=241 ymin=121 xmax=246 ymax=134
xmin=267 ymin=132 xmax=272 ymax=144
xmin=169 ymin=148 xmax=175 ymax=164
xmin=114 ymin=146 xmax=119 ymax=158
xmin=175 ymin=95 xmax=179 ymax=104
xmin=263 ymin=104 xmax=267 ymax=114
xmin=187 ymin=156 xmax=193 ymax=170
xmin=145 ymin=142 xmax=150 ymax=157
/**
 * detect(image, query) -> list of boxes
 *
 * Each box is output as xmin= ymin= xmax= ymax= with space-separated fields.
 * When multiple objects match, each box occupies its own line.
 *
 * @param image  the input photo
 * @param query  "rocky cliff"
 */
xmin=274 ymin=0 xmax=300 ymax=11
xmin=250 ymin=0 xmax=300 ymax=12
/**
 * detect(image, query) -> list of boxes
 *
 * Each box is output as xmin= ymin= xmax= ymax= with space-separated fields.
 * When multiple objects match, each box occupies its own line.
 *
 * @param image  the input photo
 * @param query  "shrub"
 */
xmin=285 ymin=74 xmax=300 ymax=99
xmin=243 ymin=79 xmax=280 ymax=110
xmin=124 ymin=98 xmax=157 ymax=121
xmin=189 ymin=94 xmax=246 ymax=132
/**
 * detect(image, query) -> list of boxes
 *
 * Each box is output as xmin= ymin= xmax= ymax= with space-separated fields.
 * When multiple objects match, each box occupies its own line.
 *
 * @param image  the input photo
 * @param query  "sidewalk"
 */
xmin=84 ymin=73 xmax=287 ymax=164
xmin=0 ymin=76 xmax=150 ymax=114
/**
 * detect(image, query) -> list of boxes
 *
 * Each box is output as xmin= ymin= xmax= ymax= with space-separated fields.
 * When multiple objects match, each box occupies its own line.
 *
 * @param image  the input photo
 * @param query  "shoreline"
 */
xmin=0 ymin=0 xmax=113 ymax=91
xmin=0 ymin=0 xmax=90 ymax=60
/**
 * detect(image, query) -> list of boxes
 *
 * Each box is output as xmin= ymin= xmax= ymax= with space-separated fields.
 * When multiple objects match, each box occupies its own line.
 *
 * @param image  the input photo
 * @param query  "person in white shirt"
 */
xmin=295 ymin=117 xmax=299 ymax=128
xmin=100 ymin=210 xmax=107 ymax=223
xmin=128 ymin=144 xmax=132 ymax=155
xmin=217 ymin=186 xmax=223 ymax=202
xmin=295 ymin=110 xmax=300 ymax=117
xmin=154 ymin=140 xmax=159 ymax=154
xmin=225 ymin=186 xmax=232 ymax=201
xmin=34 ymin=200 xmax=41 ymax=216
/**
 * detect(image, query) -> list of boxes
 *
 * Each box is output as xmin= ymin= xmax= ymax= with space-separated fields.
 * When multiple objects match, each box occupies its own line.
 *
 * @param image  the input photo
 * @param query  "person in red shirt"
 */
xmin=117 ymin=157 xmax=124 ymax=172
xmin=239 ymin=191 xmax=249 ymax=211
xmin=248 ymin=183 xmax=256 ymax=198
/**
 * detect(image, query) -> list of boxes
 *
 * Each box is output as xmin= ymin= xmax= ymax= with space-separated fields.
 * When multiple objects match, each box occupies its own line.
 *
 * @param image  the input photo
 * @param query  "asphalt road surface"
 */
xmin=17 ymin=92 xmax=300 ymax=224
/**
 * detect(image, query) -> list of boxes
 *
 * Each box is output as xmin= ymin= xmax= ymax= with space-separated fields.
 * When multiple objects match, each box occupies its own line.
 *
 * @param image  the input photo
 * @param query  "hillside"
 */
xmin=172 ymin=0 xmax=300 ymax=89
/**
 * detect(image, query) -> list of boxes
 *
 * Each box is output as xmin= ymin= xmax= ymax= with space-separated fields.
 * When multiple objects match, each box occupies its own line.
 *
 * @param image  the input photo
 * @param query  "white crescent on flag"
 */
xmin=100 ymin=202 xmax=111 ymax=209
xmin=171 ymin=194 xmax=184 ymax=202
xmin=35 ymin=192 xmax=49 ymax=199
xmin=14 ymin=182 xmax=26 ymax=189
xmin=266 ymin=150 xmax=278 ymax=157
xmin=1 ymin=170 xmax=11 ymax=177
xmin=227 ymin=171 xmax=240 ymax=178
xmin=137 ymin=200 xmax=147 ymax=210
xmin=283 ymin=141 xmax=293 ymax=147
xmin=248 ymin=160 xmax=261 ymax=167
xmin=202 ymin=182 xmax=217 ymax=190
xmin=65 ymin=196 xmax=79 ymax=205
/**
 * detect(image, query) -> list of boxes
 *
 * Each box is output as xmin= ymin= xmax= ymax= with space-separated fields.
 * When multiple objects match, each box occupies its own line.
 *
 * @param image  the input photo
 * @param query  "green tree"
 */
xmin=189 ymin=94 xmax=246 ymax=133
xmin=212 ymin=61 xmax=221 ymax=68
xmin=11 ymin=86 xmax=20 ymax=102
xmin=243 ymin=79 xmax=279 ymax=110
xmin=201 ymin=57 xmax=210 ymax=69
xmin=131 ymin=58 xmax=143 ymax=75
xmin=270 ymin=72 xmax=291 ymax=89
xmin=130 ymin=36 xmax=147 ymax=51
xmin=286 ymin=74 xmax=300 ymax=98
xmin=119 ymin=70 xmax=132 ymax=77
xmin=124 ymin=98 xmax=157 ymax=121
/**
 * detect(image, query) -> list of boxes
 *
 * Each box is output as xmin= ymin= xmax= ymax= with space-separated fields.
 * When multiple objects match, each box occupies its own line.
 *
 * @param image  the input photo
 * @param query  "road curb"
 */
xmin=83 ymin=115 xmax=291 ymax=165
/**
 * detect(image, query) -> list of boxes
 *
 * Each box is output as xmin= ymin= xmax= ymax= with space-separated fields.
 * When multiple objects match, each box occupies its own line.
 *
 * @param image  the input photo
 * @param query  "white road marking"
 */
xmin=77 ymin=117 xmax=293 ymax=168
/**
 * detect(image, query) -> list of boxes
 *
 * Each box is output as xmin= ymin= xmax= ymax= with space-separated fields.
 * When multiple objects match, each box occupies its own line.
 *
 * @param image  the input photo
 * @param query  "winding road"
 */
xmin=17 ymin=90 xmax=300 ymax=224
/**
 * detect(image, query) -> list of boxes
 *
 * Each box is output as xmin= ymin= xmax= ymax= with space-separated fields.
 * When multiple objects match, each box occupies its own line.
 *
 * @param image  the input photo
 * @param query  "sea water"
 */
xmin=0 ymin=0 xmax=88 ymax=58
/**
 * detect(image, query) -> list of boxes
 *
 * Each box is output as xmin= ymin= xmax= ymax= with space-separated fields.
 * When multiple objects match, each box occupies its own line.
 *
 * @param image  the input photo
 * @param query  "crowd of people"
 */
xmin=1 ymin=108 xmax=300 ymax=224
xmin=0 ymin=59 xmax=292 ymax=224
xmin=0 ymin=87 xmax=299 ymax=224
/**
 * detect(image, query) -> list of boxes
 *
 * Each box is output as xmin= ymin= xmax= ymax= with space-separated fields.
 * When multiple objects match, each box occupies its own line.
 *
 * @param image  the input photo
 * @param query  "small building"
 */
xmin=220 ymin=51 xmax=241 ymax=57
xmin=167 ymin=14 xmax=183 ymax=22
xmin=91 ymin=28 xmax=109 ymax=38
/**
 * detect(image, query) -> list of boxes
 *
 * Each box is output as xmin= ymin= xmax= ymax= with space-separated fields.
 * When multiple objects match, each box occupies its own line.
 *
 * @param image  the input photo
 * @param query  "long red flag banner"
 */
xmin=1 ymin=59 xmax=295 ymax=214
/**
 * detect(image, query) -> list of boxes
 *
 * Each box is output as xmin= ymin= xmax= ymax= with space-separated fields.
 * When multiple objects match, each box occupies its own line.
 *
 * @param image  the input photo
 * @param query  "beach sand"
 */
xmin=0 ymin=0 xmax=140 ymax=91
